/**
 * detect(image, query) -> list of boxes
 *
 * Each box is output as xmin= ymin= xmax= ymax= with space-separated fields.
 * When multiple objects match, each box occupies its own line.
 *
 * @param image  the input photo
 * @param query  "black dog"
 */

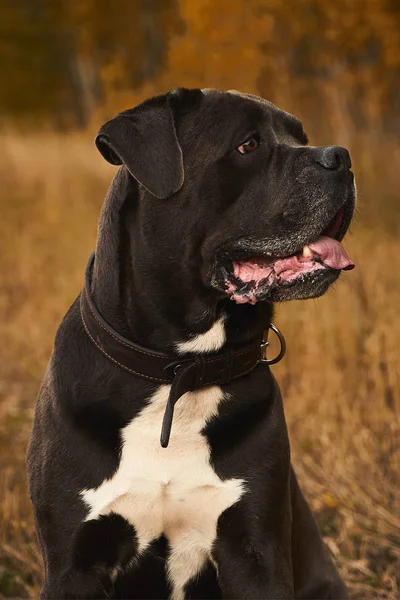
xmin=27 ymin=88 xmax=355 ymax=599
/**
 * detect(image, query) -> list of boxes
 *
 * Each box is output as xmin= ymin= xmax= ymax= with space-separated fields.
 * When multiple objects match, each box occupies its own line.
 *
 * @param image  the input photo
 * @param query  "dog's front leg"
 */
xmin=43 ymin=513 xmax=138 ymax=600
xmin=213 ymin=493 xmax=294 ymax=600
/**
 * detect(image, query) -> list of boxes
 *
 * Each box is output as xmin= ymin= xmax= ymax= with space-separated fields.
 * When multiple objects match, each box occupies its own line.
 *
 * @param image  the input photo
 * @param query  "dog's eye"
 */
xmin=237 ymin=134 xmax=260 ymax=154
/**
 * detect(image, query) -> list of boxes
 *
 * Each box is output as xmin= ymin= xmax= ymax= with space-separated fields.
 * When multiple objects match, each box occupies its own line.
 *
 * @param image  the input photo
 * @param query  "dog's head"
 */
xmin=96 ymin=88 xmax=355 ymax=305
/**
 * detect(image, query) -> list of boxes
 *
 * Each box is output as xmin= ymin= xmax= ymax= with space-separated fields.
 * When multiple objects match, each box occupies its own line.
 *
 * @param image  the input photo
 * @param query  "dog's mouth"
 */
xmin=216 ymin=206 xmax=355 ymax=304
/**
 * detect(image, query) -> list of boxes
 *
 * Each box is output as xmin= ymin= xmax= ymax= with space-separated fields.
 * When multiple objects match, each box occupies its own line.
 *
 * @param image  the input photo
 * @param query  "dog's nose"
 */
xmin=313 ymin=146 xmax=351 ymax=170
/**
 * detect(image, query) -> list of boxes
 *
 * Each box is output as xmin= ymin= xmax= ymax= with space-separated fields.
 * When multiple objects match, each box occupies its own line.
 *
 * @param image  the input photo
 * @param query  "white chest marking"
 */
xmin=81 ymin=385 xmax=245 ymax=599
xmin=176 ymin=316 xmax=226 ymax=354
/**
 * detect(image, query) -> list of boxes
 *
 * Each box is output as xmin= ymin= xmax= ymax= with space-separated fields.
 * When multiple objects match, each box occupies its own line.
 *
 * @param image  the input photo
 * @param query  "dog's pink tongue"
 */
xmin=308 ymin=236 xmax=355 ymax=270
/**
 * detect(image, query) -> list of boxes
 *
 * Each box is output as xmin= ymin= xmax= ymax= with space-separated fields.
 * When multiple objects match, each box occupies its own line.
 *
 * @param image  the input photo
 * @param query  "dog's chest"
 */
xmin=81 ymin=385 xmax=245 ymax=598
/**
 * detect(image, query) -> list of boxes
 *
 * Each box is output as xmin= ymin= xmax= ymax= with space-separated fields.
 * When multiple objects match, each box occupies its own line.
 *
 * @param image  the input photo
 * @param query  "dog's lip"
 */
xmin=218 ymin=204 xmax=350 ymax=265
xmin=322 ymin=206 xmax=345 ymax=238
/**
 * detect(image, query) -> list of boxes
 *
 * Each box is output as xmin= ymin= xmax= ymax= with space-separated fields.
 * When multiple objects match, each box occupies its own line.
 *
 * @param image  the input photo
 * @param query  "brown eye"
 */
xmin=237 ymin=135 xmax=260 ymax=154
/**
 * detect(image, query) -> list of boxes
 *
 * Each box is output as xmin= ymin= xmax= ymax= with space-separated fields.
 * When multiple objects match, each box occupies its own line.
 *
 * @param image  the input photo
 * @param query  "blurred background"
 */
xmin=0 ymin=1 xmax=399 ymax=598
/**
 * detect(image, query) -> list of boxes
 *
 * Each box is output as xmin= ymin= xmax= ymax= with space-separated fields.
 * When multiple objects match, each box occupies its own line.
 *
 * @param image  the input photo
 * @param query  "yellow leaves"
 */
xmin=157 ymin=0 xmax=400 ymax=122
xmin=322 ymin=492 xmax=340 ymax=510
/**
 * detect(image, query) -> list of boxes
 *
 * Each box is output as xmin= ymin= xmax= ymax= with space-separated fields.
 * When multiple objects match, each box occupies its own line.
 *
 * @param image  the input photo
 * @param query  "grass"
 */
xmin=0 ymin=130 xmax=398 ymax=599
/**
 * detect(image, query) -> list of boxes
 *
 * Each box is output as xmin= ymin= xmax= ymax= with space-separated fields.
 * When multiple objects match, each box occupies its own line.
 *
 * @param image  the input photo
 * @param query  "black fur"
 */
xmin=27 ymin=88 xmax=354 ymax=599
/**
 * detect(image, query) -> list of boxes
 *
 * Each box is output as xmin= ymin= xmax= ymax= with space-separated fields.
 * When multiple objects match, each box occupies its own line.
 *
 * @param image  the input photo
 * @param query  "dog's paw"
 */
xmin=73 ymin=512 xmax=138 ymax=571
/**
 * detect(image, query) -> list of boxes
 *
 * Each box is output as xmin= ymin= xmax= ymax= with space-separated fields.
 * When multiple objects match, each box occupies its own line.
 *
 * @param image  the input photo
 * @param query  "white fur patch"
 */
xmin=176 ymin=316 xmax=226 ymax=355
xmin=81 ymin=385 xmax=245 ymax=599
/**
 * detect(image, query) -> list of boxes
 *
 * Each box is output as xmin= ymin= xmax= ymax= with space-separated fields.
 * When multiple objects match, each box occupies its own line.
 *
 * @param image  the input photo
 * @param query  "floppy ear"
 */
xmin=95 ymin=95 xmax=184 ymax=199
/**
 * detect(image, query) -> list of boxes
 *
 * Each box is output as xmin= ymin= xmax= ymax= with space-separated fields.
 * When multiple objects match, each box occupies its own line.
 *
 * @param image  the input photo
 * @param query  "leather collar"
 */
xmin=80 ymin=253 xmax=285 ymax=447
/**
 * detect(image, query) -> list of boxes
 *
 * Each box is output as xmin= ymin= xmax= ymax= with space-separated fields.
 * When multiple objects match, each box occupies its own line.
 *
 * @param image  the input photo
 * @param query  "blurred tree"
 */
xmin=0 ymin=0 xmax=183 ymax=127
xmin=256 ymin=0 xmax=400 ymax=136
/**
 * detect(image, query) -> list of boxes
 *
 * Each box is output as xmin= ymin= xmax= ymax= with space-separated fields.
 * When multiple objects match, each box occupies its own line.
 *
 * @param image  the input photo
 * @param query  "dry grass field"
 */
xmin=0 ymin=131 xmax=399 ymax=599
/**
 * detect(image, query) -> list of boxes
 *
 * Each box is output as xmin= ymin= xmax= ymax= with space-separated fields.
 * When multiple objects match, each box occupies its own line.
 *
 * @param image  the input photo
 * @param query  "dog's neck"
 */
xmin=92 ymin=169 xmax=273 ymax=354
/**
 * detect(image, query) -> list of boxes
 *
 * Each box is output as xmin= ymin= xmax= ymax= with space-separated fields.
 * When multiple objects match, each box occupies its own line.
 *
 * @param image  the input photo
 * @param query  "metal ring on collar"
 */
xmin=260 ymin=323 xmax=286 ymax=365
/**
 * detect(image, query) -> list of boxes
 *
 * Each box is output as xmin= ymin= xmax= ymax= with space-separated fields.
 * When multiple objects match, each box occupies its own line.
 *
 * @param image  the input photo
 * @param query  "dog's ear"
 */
xmin=95 ymin=93 xmax=188 ymax=199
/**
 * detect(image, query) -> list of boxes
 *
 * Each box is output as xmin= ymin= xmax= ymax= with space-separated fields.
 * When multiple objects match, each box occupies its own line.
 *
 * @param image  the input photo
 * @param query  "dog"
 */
xmin=27 ymin=88 xmax=355 ymax=599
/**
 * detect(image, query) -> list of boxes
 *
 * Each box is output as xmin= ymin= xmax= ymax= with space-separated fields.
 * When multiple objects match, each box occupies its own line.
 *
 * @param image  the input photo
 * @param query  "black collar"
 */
xmin=80 ymin=253 xmax=285 ymax=447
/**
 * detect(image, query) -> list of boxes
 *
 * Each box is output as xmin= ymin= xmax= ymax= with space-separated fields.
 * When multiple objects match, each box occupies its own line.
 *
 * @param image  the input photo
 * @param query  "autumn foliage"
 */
xmin=2 ymin=0 xmax=400 ymax=132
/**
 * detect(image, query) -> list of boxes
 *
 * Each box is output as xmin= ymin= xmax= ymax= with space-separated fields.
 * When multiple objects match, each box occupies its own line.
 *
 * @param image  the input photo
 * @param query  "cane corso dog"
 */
xmin=27 ymin=88 xmax=355 ymax=599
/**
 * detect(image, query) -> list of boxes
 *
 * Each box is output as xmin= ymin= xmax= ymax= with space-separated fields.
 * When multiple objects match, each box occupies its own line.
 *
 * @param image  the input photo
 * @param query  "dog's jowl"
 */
xmin=27 ymin=88 xmax=355 ymax=599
